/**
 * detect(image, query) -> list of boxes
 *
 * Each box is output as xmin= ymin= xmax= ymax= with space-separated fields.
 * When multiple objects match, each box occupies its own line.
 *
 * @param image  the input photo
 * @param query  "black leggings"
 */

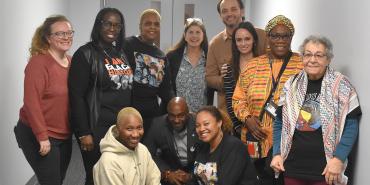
xmin=254 ymin=157 xmax=284 ymax=185
xmin=14 ymin=121 xmax=72 ymax=185
xmin=77 ymin=126 xmax=110 ymax=185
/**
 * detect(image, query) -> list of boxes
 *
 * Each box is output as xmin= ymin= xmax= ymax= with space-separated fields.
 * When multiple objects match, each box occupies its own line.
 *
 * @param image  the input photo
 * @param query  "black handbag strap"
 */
xmin=258 ymin=52 xmax=292 ymax=121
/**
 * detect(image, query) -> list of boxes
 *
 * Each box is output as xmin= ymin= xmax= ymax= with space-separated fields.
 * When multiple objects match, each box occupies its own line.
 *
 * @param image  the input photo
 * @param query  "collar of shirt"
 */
xmin=183 ymin=46 xmax=206 ymax=57
xmin=173 ymin=127 xmax=188 ymax=139
xmin=222 ymin=29 xmax=232 ymax=41
xmin=182 ymin=46 xmax=206 ymax=66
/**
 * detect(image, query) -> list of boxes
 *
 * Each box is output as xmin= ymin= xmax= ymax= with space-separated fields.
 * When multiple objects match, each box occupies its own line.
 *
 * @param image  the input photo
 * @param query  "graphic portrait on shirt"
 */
xmin=104 ymin=57 xmax=133 ymax=90
xmin=194 ymin=161 xmax=218 ymax=185
xmin=133 ymin=52 xmax=165 ymax=87
xmin=296 ymin=93 xmax=321 ymax=131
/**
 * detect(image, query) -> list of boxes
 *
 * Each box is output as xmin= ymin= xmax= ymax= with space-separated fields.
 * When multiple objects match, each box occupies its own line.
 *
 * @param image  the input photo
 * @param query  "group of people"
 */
xmin=14 ymin=0 xmax=361 ymax=185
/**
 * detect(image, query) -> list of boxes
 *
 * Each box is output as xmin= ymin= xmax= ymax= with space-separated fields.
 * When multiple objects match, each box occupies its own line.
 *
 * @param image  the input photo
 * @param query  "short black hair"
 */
xmin=217 ymin=0 xmax=244 ymax=14
xmin=90 ymin=7 xmax=126 ymax=50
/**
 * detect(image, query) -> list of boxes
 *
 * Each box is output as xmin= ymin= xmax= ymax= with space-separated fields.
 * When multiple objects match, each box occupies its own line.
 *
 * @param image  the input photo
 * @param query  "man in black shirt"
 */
xmin=144 ymin=97 xmax=199 ymax=185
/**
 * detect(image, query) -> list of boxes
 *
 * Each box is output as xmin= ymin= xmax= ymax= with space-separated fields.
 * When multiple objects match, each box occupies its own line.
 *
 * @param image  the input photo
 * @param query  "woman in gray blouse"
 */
xmin=167 ymin=18 xmax=212 ymax=113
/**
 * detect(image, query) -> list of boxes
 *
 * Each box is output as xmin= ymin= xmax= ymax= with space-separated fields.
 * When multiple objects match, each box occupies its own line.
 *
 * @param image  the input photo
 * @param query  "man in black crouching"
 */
xmin=144 ymin=97 xmax=199 ymax=185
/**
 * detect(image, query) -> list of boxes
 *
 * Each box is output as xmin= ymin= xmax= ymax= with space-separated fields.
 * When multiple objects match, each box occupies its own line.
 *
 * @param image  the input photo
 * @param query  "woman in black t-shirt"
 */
xmin=271 ymin=35 xmax=361 ymax=185
xmin=68 ymin=8 xmax=133 ymax=185
xmin=192 ymin=106 xmax=257 ymax=185
xmin=124 ymin=9 xmax=174 ymax=138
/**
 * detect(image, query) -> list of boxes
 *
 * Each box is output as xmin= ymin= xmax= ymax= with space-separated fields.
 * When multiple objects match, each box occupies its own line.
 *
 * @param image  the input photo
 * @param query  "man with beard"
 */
xmin=144 ymin=97 xmax=199 ymax=185
xmin=206 ymin=0 xmax=267 ymax=116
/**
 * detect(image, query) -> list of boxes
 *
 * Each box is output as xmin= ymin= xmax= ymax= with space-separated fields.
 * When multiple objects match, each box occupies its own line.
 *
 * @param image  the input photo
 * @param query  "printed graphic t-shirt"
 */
xmin=98 ymin=47 xmax=133 ymax=126
xmin=284 ymin=77 xmax=326 ymax=180
xmin=193 ymin=135 xmax=257 ymax=185
xmin=124 ymin=36 xmax=173 ymax=119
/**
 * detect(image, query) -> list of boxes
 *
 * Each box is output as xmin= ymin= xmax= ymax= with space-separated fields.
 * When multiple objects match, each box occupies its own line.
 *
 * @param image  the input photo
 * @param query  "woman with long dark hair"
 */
xmin=68 ymin=8 xmax=133 ymax=185
xmin=221 ymin=21 xmax=259 ymax=134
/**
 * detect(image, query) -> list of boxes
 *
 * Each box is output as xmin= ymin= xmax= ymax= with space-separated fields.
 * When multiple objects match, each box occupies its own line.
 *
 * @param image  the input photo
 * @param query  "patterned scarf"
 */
xmin=279 ymin=67 xmax=360 ymax=184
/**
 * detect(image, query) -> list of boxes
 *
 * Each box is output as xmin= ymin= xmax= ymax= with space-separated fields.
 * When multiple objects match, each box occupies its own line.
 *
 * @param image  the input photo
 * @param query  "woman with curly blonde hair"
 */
xmin=14 ymin=15 xmax=74 ymax=185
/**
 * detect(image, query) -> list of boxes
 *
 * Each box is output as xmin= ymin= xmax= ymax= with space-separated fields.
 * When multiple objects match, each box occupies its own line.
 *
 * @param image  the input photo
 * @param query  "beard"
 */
xmin=225 ymin=22 xmax=238 ymax=29
xmin=223 ymin=18 xmax=241 ymax=30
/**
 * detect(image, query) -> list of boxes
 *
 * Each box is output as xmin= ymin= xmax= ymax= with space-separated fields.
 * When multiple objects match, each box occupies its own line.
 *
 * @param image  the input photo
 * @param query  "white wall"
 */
xmin=105 ymin=0 xmax=225 ymax=52
xmin=249 ymin=0 xmax=369 ymax=184
xmin=68 ymin=0 xmax=101 ymax=54
xmin=2 ymin=0 xmax=368 ymax=184
xmin=171 ymin=0 xmax=225 ymax=49
xmin=0 ymin=0 xmax=100 ymax=184
xmin=0 ymin=1 xmax=68 ymax=184
xmin=104 ymin=0 xmax=176 ymax=51
xmin=105 ymin=0 xmax=152 ymax=39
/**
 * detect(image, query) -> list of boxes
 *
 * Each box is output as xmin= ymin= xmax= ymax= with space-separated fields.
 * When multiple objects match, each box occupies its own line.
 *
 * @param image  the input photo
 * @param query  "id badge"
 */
xmin=264 ymin=100 xmax=278 ymax=119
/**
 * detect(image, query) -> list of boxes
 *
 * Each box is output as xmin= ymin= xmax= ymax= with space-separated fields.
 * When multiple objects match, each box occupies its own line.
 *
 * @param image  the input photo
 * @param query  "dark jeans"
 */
xmin=284 ymin=176 xmax=327 ymax=185
xmin=14 ymin=121 xmax=72 ymax=185
xmin=254 ymin=157 xmax=284 ymax=185
xmin=77 ymin=126 xmax=110 ymax=185
xmin=142 ymin=117 xmax=154 ymax=141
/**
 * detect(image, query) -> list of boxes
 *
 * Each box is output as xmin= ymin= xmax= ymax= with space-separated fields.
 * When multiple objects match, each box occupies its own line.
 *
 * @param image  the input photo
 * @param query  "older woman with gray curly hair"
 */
xmin=271 ymin=35 xmax=361 ymax=185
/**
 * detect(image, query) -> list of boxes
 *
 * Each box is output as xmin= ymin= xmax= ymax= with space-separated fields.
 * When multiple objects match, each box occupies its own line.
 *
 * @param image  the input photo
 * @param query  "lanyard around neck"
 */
xmin=258 ymin=52 xmax=292 ymax=121
xmin=268 ymin=52 xmax=292 ymax=97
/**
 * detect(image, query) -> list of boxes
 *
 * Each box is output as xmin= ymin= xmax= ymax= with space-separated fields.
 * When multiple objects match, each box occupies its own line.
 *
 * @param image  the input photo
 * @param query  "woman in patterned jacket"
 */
xmin=232 ymin=15 xmax=303 ymax=185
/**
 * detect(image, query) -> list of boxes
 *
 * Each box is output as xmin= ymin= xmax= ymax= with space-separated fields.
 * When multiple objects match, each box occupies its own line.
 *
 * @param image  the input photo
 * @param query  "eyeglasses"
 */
xmin=50 ymin=30 xmax=74 ymax=39
xmin=101 ymin=21 xmax=123 ymax=30
xmin=186 ymin=17 xmax=203 ymax=24
xmin=303 ymin=52 xmax=327 ymax=60
xmin=268 ymin=33 xmax=292 ymax=41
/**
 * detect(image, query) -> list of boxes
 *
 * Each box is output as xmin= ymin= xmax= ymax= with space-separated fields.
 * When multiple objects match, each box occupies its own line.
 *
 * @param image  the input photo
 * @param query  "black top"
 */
xmin=223 ymin=66 xmax=243 ymax=129
xmin=192 ymin=134 xmax=257 ymax=185
xmin=124 ymin=36 xmax=174 ymax=118
xmin=284 ymin=77 xmax=326 ymax=180
xmin=69 ymin=43 xmax=132 ymax=136
xmin=143 ymin=114 xmax=199 ymax=174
